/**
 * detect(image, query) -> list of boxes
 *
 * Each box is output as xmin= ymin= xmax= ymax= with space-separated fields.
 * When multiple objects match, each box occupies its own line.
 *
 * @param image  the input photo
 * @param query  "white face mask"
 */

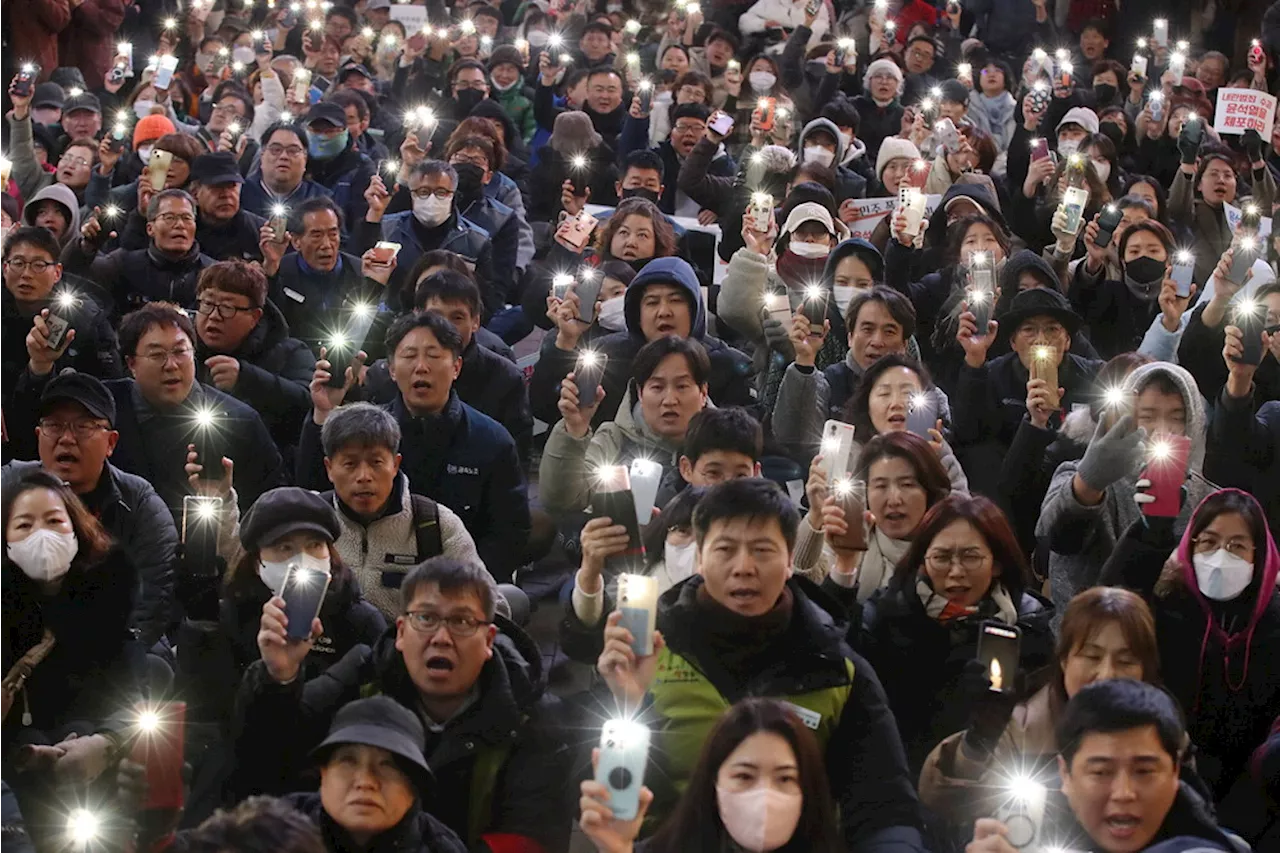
xmin=138 ymin=144 xmax=154 ymax=164
xmin=527 ymin=30 xmax=550 ymax=48
xmin=1193 ymin=549 xmax=1254 ymax=601
xmin=7 ymin=528 xmax=79 ymax=583
xmin=493 ymin=77 xmax=520 ymax=93
xmin=232 ymin=46 xmax=256 ymax=65
xmin=134 ymin=100 xmax=157 ymax=120
xmin=788 ymin=239 xmax=831 ymax=259
xmin=749 ymin=71 xmax=777 ymax=92
xmin=803 ymin=145 xmax=836 ymax=167
xmin=664 ymin=540 xmax=697 ymax=581
xmin=259 ymin=551 xmax=332 ymax=596
xmin=598 ymin=294 xmax=626 ymax=331
xmin=654 ymin=89 xmax=674 ymax=105
xmin=1057 ymin=138 xmax=1080 ymax=158
xmin=413 ymin=194 xmax=452 ymax=227
xmin=834 ymin=283 xmax=859 ymax=312
xmin=1091 ymin=158 xmax=1111 ymax=183
xmin=716 ymin=786 xmax=803 ymax=852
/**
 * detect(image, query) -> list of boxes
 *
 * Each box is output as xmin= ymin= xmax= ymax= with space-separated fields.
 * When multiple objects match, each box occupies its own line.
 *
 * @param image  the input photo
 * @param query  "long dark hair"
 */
xmin=855 ymin=431 xmax=951 ymax=509
xmin=642 ymin=486 xmax=706 ymax=568
xmin=842 ymin=353 xmax=933 ymax=439
xmin=890 ymin=494 xmax=1031 ymax=602
xmin=1 ymin=471 xmax=112 ymax=577
xmin=645 ymin=698 xmax=843 ymax=853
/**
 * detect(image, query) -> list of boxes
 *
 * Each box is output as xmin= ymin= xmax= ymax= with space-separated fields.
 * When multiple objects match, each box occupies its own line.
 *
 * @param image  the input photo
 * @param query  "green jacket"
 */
xmin=494 ymin=86 xmax=537 ymax=145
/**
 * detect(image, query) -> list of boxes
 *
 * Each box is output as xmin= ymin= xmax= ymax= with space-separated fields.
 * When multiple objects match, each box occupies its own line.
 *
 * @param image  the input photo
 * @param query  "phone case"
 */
xmin=993 ymin=775 xmax=1046 ymax=850
xmin=976 ymin=621 xmax=1022 ymax=694
xmin=805 ymin=0 xmax=821 ymax=16
xmin=372 ymin=241 xmax=401 ymax=263
xmin=44 ymin=311 xmax=72 ymax=351
xmin=1029 ymin=137 xmax=1050 ymax=163
xmin=593 ymin=468 xmax=645 ymax=573
xmin=616 ymin=573 xmax=657 ymax=656
xmin=821 ymin=420 xmax=857 ymax=481
xmin=708 ymin=110 xmax=734 ymax=136
xmin=180 ymin=495 xmax=221 ymax=575
xmin=1060 ymin=187 xmax=1089 ymax=236
xmin=754 ymin=97 xmax=776 ymax=131
xmin=575 ymin=351 xmax=607 ymax=408
xmin=1182 ymin=116 xmax=1203 ymax=147
xmin=281 ymin=562 xmax=331 ymax=639
xmin=597 ymin=720 xmax=651 ymax=821
xmin=629 ymin=459 xmax=662 ymax=528
xmin=1171 ymin=260 xmax=1194 ymax=298
xmin=292 ymin=68 xmax=312 ymax=102
xmin=325 ymin=306 xmax=378 ymax=388
xmin=764 ymin=292 xmax=791 ymax=326
xmin=1131 ymin=54 xmax=1148 ymax=78
xmin=154 ymin=55 xmax=179 ymax=90
xmin=637 ymin=81 xmax=652 ymax=114
xmin=574 ymin=275 xmax=604 ymax=324
xmin=1251 ymin=42 xmax=1265 ymax=65
xmin=1094 ymin=205 xmax=1123 ymax=248
xmin=828 ymin=479 xmax=868 ymax=551
xmin=1149 ymin=94 xmax=1164 ymax=123
xmin=133 ymin=701 xmax=186 ymax=811
xmin=1227 ymin=244 xmax=1256 ymax=284
xmin=1030 ymin=346 xmax=1060 ymax=409
xmin=148 ymin=150 xmax=174 ymax=191
xmin=1152 ymin=19 xmax=1168 ymax=48
xmin=1140 ymin=434 xmax=1191 ymax=518
xmin=935 ymin=118 xmax=961 ymax=154
xmin=899 ymin=188 xmax=926 ymax=238
xmin=1235 ymin=302 xmax=1266 ymax=366
xmin=561 ymin=211 xmax=598 ymax=252
xmin=1168 ymin=53 xmax=1186 ymax=80
xmin=269 ymin=212 xmax=289 ymax=242
xmin=748 ymin=194 xmax=774 ymax=232
xmin=836 ymin=39 xmax=857 ymax=68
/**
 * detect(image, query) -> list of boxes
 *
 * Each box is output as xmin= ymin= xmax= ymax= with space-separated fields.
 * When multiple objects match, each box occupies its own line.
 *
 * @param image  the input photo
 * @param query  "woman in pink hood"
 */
xmin=1101 ymin=487 xmax=1280 ymax=819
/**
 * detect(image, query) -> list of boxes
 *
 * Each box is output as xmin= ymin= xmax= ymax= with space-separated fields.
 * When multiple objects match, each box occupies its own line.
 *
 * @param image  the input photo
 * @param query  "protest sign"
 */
xmin=389 ymin=4 xmax=429 ymax=32
xmin=844 ymin=195 xmax=942 ymax=241
xmin=1225 ymin=203 xmax=1274 ymax=239
xmin=1214 ymin=88 xmax=1276 ymax=138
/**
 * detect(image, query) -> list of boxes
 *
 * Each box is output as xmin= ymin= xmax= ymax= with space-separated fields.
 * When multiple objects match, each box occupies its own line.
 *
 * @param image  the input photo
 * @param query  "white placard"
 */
xmin=1214 ymin=88 xmax=1277 ymax=138
xmin=843 ymin=195 xmax=942 ymax=242
xmin=389 ymin=4 xmax=428 ymax=32
xmin=1225 ymin=202 xmax=1274 ymax=239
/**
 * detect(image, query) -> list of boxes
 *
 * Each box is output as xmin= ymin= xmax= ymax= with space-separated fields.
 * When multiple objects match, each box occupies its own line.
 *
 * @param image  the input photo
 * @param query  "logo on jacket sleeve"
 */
xmin=446 ymin=464 xmax=480 ymax=475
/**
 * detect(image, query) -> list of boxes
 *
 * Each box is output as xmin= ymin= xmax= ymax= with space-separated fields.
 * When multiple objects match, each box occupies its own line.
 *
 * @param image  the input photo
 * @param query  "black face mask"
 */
xmin=1093 ymin=83 xmax=1117 ymax=106
xmin=621 ymin=187 xmax=660 ymax=204
xmin=454 ymin=162 xmax=485 ymax=196
xmin=1122 ymin=256 xmax=1166 ymax=301
xmin=454 ymin=89 xmax=485 ymax=114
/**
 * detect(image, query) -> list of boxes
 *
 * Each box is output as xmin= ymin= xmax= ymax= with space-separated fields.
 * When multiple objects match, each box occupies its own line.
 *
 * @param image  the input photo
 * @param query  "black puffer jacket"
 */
xmin=856 ymin=581 xmax=1056 ymax=773
xmin=267 ymin=251 xmax=374 ymax=351
xmin=231 ymin=616 xmax=572 ymax=852
xmin=59 ymin=237 xmax=215 ymax=320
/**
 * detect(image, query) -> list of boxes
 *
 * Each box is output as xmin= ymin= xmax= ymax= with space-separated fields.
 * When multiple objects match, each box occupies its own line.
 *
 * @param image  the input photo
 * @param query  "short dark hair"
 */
xmin=196 ymin=259 xmax=268 ymax=309
xmin=1118 ymin=219 xmax=1174 ymax=257
xmin=3 ymin=225 xmax=60 ymax=260
xmin=1058 ymin=679 xmax=1184 ymax=766
xmin=321 ymin=401 xmax=401 ymax=457
xmin=410 ymin=159 xmax=458 ymax=187
xmin=855 ymin=431 xmax=950 ymax=507
xmin=891 ymin=494 xmax=1031 ymax=600
xmin=705 ymin=27 xmax=739 ymax=52
xmin=448 ymin=58 xmax=488 ymax=87
xmin=682 ymin=407 xmax=763 ymax=464
xmin=288 ymin=196 xmax=345 ymax=234
xmin=473 ymin=4 xmax=502 ymax=22
xmin=414 ymin=269 xmax=482 ymax=318
xmin=385 ymin=310 xmax=464 ymax=359
xmin=400 ymin=556 xmax=499 ymax=619
xmin=821 ymin=98 xmax=861 ymax=133
xmin=586 ymin=67 xmax=622 ymax=87
xmin=154 ymin=132 xmax=207 ymax=165
xmin=692 ymin=478 xmax=800 ymax=551
xmin=119 ymin=301 xmax=196 ymax=357
xmin=944 ymin=214 xmax=1011 ymax=267
xmin=582 ymin=21 xmax=614 ymax=39
xmin=183 ymin=796 xmax=326 ymax=853
xmin=326 ymin=88 xmax=369 ymax=121
xmin=262 ymin=121 xmax=308 ymax=151
xmin=326 ymin=6 xmax=358 ymax=27
xmin=845 ymin=285 xmax=917 ymax=339
xmin=633 ymin=336 xmax=711 ymax=389
xmin=445 ymin=134 xmax=498 ymax=170
xmin=1115 ymin=194 xmax=1156 ymax=217
xmin=671 ymin=102 xmax=712 ymax=124
xmin=147 ymin=188 xmax=196 ymax=220
xmin=622 ymin=149 xmax=666 ymax=180
xmin=1080 ymin=17 xmax=1111 ymax=38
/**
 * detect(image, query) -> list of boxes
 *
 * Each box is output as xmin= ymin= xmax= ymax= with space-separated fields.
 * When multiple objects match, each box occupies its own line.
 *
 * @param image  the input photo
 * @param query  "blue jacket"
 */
xmin=365 ymin=211 xmax=497 ymax=316
xmin=456 ymin=192 xmax=520 ymax=309
xmin=296 ymin=391 xmax=530 ymax=582
xmin=306 ymin=144 xmax=377 ymax=253
xmin=240 ymin=171 xmax=333 ymax=221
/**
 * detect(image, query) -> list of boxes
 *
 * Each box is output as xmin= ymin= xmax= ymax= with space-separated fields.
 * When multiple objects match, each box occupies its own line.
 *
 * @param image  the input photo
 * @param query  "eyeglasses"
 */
xmin=1192 ymin=536 xmax=1254 ymax=559
xmin=454 ymin=80 xmax=488 ymax=91
xmin=907 ymin=48 xmax=935 ymax=62
xmin=672 ymin=122 xmax=706 ymax=134
xmin=197 ymin=299 xmax=257 ymax=319
xmin=138 ymin=346 xmax=195 ymax=365
xmin=925 ymin=549 xmax=990 ymax=571
xmin=410 ymin=188 xmax=455 ymax=200
xmin=265 ymin=143 xmax=306 ymax=157
xmin=449 ymin=155 xmax=489 ymax=169
xmin=153 ymin=212 xmax=197 ymax=226
xmin=4 ymin=259 xmax=54 ymax=273
xmin=59 ymin=154 xmax=92 ymax=168
xmin=403 ymin=610 xmax=491 ymax=637
xmin=38 ymin=419 xmax=110 ymax=440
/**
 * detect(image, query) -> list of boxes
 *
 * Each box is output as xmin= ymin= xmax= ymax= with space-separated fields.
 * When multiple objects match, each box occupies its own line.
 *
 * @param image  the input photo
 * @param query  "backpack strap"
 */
xmin=410 ymin=494 xmax=444 ymax=562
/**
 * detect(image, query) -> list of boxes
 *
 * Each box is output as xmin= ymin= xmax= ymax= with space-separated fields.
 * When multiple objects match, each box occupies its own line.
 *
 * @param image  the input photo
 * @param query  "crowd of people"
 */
xmin=3 ymin=0 xmax=1280 ymax=851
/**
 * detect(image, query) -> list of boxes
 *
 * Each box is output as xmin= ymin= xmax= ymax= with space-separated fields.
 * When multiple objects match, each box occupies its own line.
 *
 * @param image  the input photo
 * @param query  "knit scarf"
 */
xmin=774 ymin=249 xmax=828 ymax=290
xmin=916 ymin=574 xmax=1018 ymax=626
xmin=696 ymin=583 xmax=794 ymax=686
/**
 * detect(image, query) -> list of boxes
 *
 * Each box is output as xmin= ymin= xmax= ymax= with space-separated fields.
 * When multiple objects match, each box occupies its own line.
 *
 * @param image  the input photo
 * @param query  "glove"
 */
xmin=1243 ymin=128 xmax=1264 ymax=163
xmin=762 ymin=315 xmax=796 ymax=359
xmin=959 ymin=659 xmax=1017 ymax=756
xmin=1177 ymin=123 xmax=1200 ymax=164
xmin=1076 ymin=413 xmax=1146 ymax=494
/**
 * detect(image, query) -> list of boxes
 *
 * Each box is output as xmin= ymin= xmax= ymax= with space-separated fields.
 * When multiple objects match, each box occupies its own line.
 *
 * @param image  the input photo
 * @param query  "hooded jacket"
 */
xmin=798 ymin=118 xmax=868 ymax=202
xmin=1098 ymin=489 xmax=1280 ymax=802
xmin=231 ymin=617 xmax=572 ymax=853
xmin=527 ymin=257 xmax=754 ymax=427
xmin=1037 ymin=362 xmax=1215 ymax=618
xmin=22 ymin=183 xmax=82 ymax=247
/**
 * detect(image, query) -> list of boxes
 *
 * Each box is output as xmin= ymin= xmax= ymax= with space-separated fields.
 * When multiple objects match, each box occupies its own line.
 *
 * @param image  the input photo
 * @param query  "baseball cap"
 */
xmin=63 ymin=92 xmax=102 ymax=115
xmin=305 ymin=101 xmax=347 ymax=129
xmin=781 ymin=201 xmax=837 ymax=237
xmin=39 ymin=370 xmax=117 ymax=425
xmin=366 ymin=0 xmax=391 ymax=7
xmin=190 ymin=152 xmax=245 ymax=186
xmin=337 ymin=61 xmax=373 ymax=83
xmin=1057 ymin=106 xmax=1100 ymax=135
xmin=33 ymin=83 xmax=65 ymax=110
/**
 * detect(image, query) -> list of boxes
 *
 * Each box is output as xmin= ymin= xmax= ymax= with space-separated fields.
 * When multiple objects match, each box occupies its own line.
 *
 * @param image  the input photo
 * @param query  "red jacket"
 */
xmin=891 ymin=0 xmax=940 ymax=44
xmin=57 ymin=0 xmax=127 ymax=89
xmin=8 ymin=0 xmax=72 ymax=82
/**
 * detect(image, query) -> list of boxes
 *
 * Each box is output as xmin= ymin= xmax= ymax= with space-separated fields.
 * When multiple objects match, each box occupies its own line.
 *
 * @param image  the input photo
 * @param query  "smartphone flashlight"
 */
xmin=67 ymin=809 xmax=101 ymax=846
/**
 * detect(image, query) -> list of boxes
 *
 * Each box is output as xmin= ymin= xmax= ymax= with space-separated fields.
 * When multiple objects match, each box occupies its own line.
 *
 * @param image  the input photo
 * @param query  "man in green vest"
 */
xmin=597 ymin=477 xmax=926 ymax=853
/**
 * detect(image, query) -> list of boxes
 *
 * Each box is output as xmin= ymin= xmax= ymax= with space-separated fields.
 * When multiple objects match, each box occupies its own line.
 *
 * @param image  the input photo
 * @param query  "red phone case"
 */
xmin=133 ymin=701 xmax=186 ymax=811
xmin=1140 ymin=434 xmax=1190 ymax=518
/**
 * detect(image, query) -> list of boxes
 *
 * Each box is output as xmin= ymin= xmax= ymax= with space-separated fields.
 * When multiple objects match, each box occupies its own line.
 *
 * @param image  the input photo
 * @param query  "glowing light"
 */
xmin=117 ymin=110 xmax=131 ymax=123
xmin=1176 ymin=250 xmax=1193 ymax=264
xmin=309 ymin=19 xmax=323 ymax=30
xmin=1060 ymin=61 xmax=1073 ymax=75
xmin=193 ymin=498 xmax=220 ymax=521
xmin=930 ymin=86 xmax=942 ymax=98
xmin=822 ymin=436 xmax=841 ymax=452
xmin=194 ymin=408 xmax=217 ymax=429
xmin=751 ymin=192 xmax=772 ymax=207
xmin=912 ymin=159 xmax=928 ymax=172
xmin=232 ymin=62 xmax=245 ymax=73
xmin=138 ymin=709 xmax=160 ymax=731
xmin=1054 ymin=48 xmax=1069 ymax=61
xmin=833 ymin=477 xmax=854 ymax=496
xmin=68 ymin=87 xmax=83 ymax=97
xmin=514 ymin=38 xmax=528 ymax=51
xmin=1137 ymin=37 xmax=1148 ymax=49
xmin=118 ymin=41 xmax=132 ymax=54
xmin=56 ymin=292 xmax=77 ymax=309
xmin=382 ymin=158 xmax=399 ymax=174
xmin=271 ymin=204 xmax=288 ymax=217
xmin=910 ymin=393 xmax=930 ymax=412
xmin=163 ymin=16 xmax=177 ymax=29
xmin=804 ymin=285 xmax=823 ymax=300
xmin=351 ymin=302 xmax=373 ymax=319
xmin=329 ymin=332 xmax=349 ymax=349
xmin=920 ymin=98 xmax=935 ymax=112
xmin=1240 ymin=237 xmax=1258 ymax=252
xmin=625 ymin=19 xmax=641 ymax=34
xmin=548 ymin=33 xmax=563 ymax=48
xmin=990 ymin=658 xmax=1003 ymax=691
xmin=1245 ymin=203 xmax=1259 ymax=217
xmin=460 ymin=19 xmax=476 ymax=34
xmin=559 ymin=53 xmax=573 ymax=65
xmin=579 ymin=266 xmax=596 ymax=280
xmin=217 ymin=47 xmax=229 ymax=57
xmin=1150 ymin=439 xmax=1171 ymax=460
xmin=764 ymin=293 xmax=787 ymax=311
xmin=728 ymin=59 xmax=740 ymax=70
xmin=627 ymin=52 xmax=640 ymax=65
xmin=103 ymin=205 xmax=122 ymax=219
xmin=552 ymin=273 xmax=574 ymax=289
xmin=1032 ymin=48 xmax=1047 ymax=62
xmin=969 ymin=288 xmax=987 ymax=303
xmin=382 ymin=34 xmax=399 ymax=46
xmin=1006 ymin=774 xmax=1044 ymax=803
xmin=1105 ymin=387 xmax=1125 ymax=407
xmin=1068 ymin=153 xmax=1083 ymax=166
xmin=480 ymin=35 xmax=493 ymax=48
xmin=971 ymin=251 xmax=988 ymax=267
xmin=361 ymin=26 xmax=374 ymax=38
xmin=571 ymin=154 xmax=587 ymax=169
xmin=957 ymin=62 xmax=971 ymax=77
xmin=227 ymin=121 xmax=242 ymax=135
xmin=1033 ymin=346 xmax=1052 ymax=361
xmin=68 ymin=810 xmax=100 ymax=846
xmin=884 ymin=20 xmax=896 ymax=31
xmin=253 ymin=29 xmax=265 ymax=41
xmin=580 ymin=349 xmax=600 ymax=367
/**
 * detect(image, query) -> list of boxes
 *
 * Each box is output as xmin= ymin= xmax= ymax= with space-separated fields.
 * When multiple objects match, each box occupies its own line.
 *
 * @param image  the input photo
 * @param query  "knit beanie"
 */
xmin=875 ymin=137 xmax=922 ymax=181
xmin=134 ymin=114 xmax=177 ymax=148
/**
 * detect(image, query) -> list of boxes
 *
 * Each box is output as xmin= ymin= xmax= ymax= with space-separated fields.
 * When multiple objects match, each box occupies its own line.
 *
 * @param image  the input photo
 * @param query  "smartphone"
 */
xmin=708 ymin=109 xmax=734 ymax=136
xmin=1171 ymin=252 xmax=1194 ymax=298
xmin=561 ymin=211 xmax=599 ymax=252
xmin=789 ymin=286 xmax=828 ymax=335
xmin=1130 ymin=53 xmax=1148 ymax=79
xmin=107 ymin=62 xmax=127 ymax=87
xmin=976 ymin=621 xmax=1022 ymax=694
xmin=754 ymin=97 xmax=777 ymax=131
xmin=596 ymin=720 xmax=651 ymax=821
xmin=829 ymin=478 xmax=868 ymax=551
xmin=108 ymin=121 xmax=129 ymax=153
xmin=280 ymin=562 xmax=331 ymax=640
xmin=1152 ymin=18 xmax=1169 ymax=49
xmin=593 ymin=466 xmax=645 ymax=573
xmin=44 ymin=310 xmax=72 ymax=351
xmin=1148 ymin=92 xmax=1164 ymax=124
xmin=968 ymin=282 xmax=992 ymax=331
xmin=180 ymin=495 xmax=221 ymax=576
xmin=1030 ymin=345 xmax=1059 ymax=408
xmin=324 ymin=305 xmax=377 ymax=388
xmin=1227 ymin=241 xmax=1258 ymax=285
xmin=637 ymin=79 xmax=653 ymax=114
xmin=821 ymin=419 xmax=857 ymax=481
xmin=120 ymin=42 xmax=135 ymax=76
xmin=154 ymin=55 xmax=179 ymax=90
xmin=552 ymin=273 xmax=574 ymax=302
xmin=748 ymin=192 xmax=774 ymax=232
xmin=629 ymin=458 xmax=662 ymax=528
xmin=1139 ymin=433 xmax=1191 ymax=518
xmin=1181 ymin=115 xmax=1203 ymax=148
xmin=574 ymin=274 xmax=604 ymax=324
xmin=1168 ymin=52 xmax=1186 ymax=81
xmin=132 ymin=701 xmax=187 ymax=812
xmin=1251 ymin=40 xmax=1265 ymax=66
xmin=371 ymin=241 xmax=401 ymax=263
xmin=899 ymin=187 xmax=927 ymax=239
xmin=269 ymin=209 xmax=290 ymax=242
xmin=906 ymin=393 xmax=936 ymax=438
xmin=993 ymin=774 xmax=1046 ymax=850
xmin=575 ymin=350 xmax=607 ymax=407
xmin=148 ymin=149 xmax=174 ymax=191
xmin=805 ymin=0 xmax=821 ymax=16
xmin=836 ymin=38 xmax=857 ymax=68
xmin=968 ymin=254 xmax=996 ymax=319
xmin=1060 ymin=186 xmax=1089 ymax=237
xmin=1234 ymin=300 xmax=1266 ymax=366
xmin=616 ymin=572 xmax=657 ymax=656
xmin=1094 ymin=204 xmax=1122 ymax=248
xmin=1027 ymin=84 xmax=1050 ymax=114
xmin=764 ymin=291 xmax=791 ymax=327
xmin=1029 ymin=137 xmax=1050 ymax=164
xmin=291 ymin=67 xmax=312 ymax=103
xmin=13 ymin=63 xmax=40 ymax=98
xmin=935 ymin=118 xmax=961 ymax=154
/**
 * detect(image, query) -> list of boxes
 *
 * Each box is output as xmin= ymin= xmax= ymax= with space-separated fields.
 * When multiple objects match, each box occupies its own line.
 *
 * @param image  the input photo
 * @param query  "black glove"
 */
xmin=1243 ymin=128 xmax=1264 ymax=163
xmin=959 ymin=658 xmax=1018 ymax=756
xmin=1177 ymin=123 xmax=1201 ymax=164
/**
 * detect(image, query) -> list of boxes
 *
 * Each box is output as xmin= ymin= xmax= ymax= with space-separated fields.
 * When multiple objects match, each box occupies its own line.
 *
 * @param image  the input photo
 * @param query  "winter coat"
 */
xmin=1068 ymin=262 xmax=1162 ymax=360
xmin=792 ymin=521 xmax=912 ymax=601
xmin=1207 ymin=389 xmax=1280 ymax=533
xmin=525 ymin=142 xmax=620 ymax=223
xmin=296 ymin=392 xmax=530 ymax=583
xmin=267 ymin=252 xmax=373 ymax=351
xmin=997 ymin=404 xmax=1092 ymax=557
xmin=6 ymin=114 xmax=59 ymax=203
xmin=191 ymin=208 xmax=268 ymax=262
xmin=454 ymin=191 xmax=521 ymax=311
xmin=59 ymin=238 xmax=215 ymax=320
xmin=616 ymin=121 xmax=737 ymax=216
xmin=856 ymin=581 xmax=1056 ymax=773
xmin=493 ymin=85 xmax=537 ymax=145
xmin=1178 ymin=301 xmax=1280 ymax=407
xmin=57 ymin=0 xmax=127 ymax=87
xmin=2 ymin=545 xmax=143 ymax=753
xmin=322 ymin=476 xmax=482 ymax=620
xmin=9 ymin=0 xmax=70 ymax=87
xmin=22 ymin=183 xmax=82 ymax=247
xmin=305 ymin=144 xmax=376 ymax=252
xmin=276 ymin=792 xmax=468 ymax=853
xmin=360 ymin=212 xmax=497 ymax=316
xmin=1036 ymin=362 xmax=1214 ymax=618
xmin=1168 ymin=167 xmax=1277 ymax=289
xmin=852 ymin=96 xmax=905 ymax=163
xmin=797 ymin=118 xmax=868 ymax=202
xmin=231 ymin=618 xmax=572 ymax=852
xmin=739 ymin=0 xmax=830 ymax=44
xmin=195 ymin=299 xmax=315 ymax=456
xmin=1098 ymin=489 xmax=1280 ymax=803
xmin=527 ymin=257 xmax=755 ymax=427
xmin=239 ymin=171 xmax=333 ymax=221
xmin=484 ymin=170 xmax=535 ymax=272
xmin=966 ymin=0 xmax=1057 ymax=61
